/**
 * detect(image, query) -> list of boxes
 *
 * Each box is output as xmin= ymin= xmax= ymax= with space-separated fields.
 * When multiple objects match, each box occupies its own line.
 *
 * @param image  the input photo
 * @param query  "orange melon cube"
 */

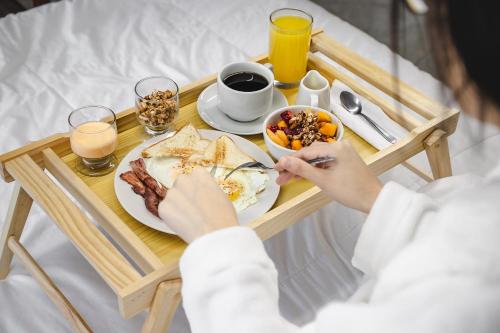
xmin=319 ymin=122 xmax=337 ymax=137
xmin=267 ymin=128 xmax=285 ymax=147
xmin=291 ymin=139 xmax=303 ymax=150
xmin=276 ymin=130 xmax=290 ymax=147
xmin=317 ymin=111 xmax=332 ymax=123
xmin=277 ymin=120 xmax=288 ymax=129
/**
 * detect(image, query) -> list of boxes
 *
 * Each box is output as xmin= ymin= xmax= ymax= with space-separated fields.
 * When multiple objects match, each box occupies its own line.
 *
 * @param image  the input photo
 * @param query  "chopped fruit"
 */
xmin=276 ymin=130 xmax=290 ymax=146
xmin=267 ymin=125 xmax=279 ymax=133
xmin=317 ymin=111 xmax=332 ymax=123
xmin=290 ymin=128 xmax=300 ymax=136
xmin=291 ymin=139 xmax=303 ymax=150
xmin=319 ymin=122 xmax=337 ymax=137
xmin=268 ymin=109 xmax=341 ymax=149
xmin=280 ymin=110 xmax=293 ymax=123
xmin=277 ymin=120 xmax=288 ymax=129
xmin=267 ymin=128 xmax=286 ymax=147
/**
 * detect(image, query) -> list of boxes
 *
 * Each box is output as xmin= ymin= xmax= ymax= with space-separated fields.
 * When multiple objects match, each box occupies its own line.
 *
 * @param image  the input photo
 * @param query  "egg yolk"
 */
xmin=218 ymin=179 xmax=243 ymax=201
xmin=228 ymin=188 xmax=241 ymax=201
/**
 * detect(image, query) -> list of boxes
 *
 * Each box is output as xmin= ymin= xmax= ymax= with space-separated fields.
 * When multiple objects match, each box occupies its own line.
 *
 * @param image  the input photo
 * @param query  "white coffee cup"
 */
xmin=217 ymin=62 xmax=274 ymax=122
xmin=295 ymin=70 xmax=330 ymax=109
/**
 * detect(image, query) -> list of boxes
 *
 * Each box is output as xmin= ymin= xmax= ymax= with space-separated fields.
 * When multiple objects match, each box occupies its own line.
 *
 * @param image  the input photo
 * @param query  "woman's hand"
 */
xmin=275 ymin=141 xmax=382 ymax=213
xmin=158 ymin=167 xmax=238 ymax=243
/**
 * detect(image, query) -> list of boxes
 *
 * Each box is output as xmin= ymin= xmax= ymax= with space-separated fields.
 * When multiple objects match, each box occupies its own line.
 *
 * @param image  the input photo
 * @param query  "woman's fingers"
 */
xmin=274 ymin=142 xmax=336 ymax=185
xmin=275 ymin=139 xmax=382 ymax=213
xmin=174 ymin=172 xmax=193 ymax=192
xmin=158 ymin=166 xmax=239 ymax=243
xmin=276 ymin=170 xmax=295 ymax=185
xmin=275 ymin=143 xmax=335 ymax=171
xmin=192 ymin=166 xmax=211 ymax=181
xmin=277 ymin=155 xmax=325 ymax=184
xmin=159 ymin=188 xmax=187 ymax=220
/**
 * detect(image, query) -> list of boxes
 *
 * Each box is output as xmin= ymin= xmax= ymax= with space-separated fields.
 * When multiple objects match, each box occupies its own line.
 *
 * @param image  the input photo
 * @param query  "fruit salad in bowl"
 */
xmin=262 ymin=105 xmax=344 ymax=160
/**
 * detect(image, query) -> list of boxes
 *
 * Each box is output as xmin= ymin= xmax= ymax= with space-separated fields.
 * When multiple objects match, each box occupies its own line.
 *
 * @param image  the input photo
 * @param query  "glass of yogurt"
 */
xmin=68 ymin=105 xmax=118 ymax=176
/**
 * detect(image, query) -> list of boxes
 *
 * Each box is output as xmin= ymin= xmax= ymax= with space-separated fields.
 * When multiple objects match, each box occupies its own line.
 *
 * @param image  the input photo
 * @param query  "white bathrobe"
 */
xmin=179 ymin=164 xmax=500 ymax=333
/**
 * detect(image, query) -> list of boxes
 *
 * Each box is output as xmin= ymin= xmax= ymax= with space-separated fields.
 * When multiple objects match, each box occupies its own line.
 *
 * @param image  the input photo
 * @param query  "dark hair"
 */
xmin=391 ymin=0 xmax=500 ymax=113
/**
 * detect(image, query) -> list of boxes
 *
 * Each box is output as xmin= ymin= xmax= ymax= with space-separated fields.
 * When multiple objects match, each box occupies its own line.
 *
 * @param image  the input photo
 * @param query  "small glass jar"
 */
xmin=134 ymin=76 xmax=180 ymax=136
xmin=68 ymin=105 xmax=118 ymax=176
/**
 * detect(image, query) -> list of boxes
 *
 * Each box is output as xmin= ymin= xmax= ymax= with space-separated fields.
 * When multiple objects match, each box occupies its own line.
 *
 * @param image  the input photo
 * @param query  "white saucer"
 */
xmin=197 ymin=83 xmax=288 ymax=135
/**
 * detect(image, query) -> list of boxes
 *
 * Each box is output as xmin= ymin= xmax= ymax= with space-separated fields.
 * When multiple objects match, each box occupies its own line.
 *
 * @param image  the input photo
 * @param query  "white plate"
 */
xmin=114 ymin=130 xmax=280 ymax=234
xmin=197 ymin=83 xmax=288 ymax=135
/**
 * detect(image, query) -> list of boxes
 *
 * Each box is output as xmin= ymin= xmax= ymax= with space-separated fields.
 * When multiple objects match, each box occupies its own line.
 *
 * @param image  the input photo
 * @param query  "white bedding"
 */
xmin=1 ymin=0 xmax=499 ymax=332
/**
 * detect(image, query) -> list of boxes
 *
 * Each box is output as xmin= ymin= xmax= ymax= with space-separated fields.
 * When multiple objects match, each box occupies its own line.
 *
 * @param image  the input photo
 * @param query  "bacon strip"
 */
xmin=119 ymin=164 xmax=162 ymax=217
xmin=144 ymin=187 xmax=160 ymax=217
xmin=119 ymin=171 xmax=146 ymax=196
xmin=130 ymin=158 xmax=167 ymax=199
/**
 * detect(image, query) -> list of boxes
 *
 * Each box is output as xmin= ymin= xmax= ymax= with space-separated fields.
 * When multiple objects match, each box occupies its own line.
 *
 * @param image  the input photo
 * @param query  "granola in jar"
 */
xmin=135 ymin=76 xmax=179 ymax=135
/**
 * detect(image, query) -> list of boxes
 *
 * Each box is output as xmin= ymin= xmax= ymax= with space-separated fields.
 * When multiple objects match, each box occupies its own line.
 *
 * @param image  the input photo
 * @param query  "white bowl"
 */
xmin=262 ymin=105 xmax=344 ymax=161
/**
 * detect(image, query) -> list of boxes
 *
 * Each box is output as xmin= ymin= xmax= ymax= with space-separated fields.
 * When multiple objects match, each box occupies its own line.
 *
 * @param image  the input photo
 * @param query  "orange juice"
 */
xmin=269 ymin=14 xmax=312 ymax=84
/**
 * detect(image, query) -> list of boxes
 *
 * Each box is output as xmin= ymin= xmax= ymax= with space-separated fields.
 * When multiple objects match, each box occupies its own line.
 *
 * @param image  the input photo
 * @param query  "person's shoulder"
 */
xmin=435 ymin=178 xmax=500 ymax=260
xmin=442 ymin=176 xmax=500 ymax=217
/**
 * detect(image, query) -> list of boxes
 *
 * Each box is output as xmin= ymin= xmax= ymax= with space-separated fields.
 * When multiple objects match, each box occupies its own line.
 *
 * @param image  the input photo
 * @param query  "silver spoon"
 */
xmin=340 ymin=91 xmax=397 ymax=144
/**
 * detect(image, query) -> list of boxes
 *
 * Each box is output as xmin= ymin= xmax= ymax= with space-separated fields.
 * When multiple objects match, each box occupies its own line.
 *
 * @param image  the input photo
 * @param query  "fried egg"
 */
xmin=213 ymin=168 xmax=268 ymax=212
xmin=145 ymin=157 xmax=184 ymax=189
xmin=145 ymin=157 xmax=269 ymax=212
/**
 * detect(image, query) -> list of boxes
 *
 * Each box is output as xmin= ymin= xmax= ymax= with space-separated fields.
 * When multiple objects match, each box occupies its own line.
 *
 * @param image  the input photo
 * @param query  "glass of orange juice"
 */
xmin=269 ymin=8 xmax=313 ymax=88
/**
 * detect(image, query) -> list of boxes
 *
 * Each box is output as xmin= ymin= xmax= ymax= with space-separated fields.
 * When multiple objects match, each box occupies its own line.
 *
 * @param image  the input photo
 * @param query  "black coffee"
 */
xmin=223 ymin=72 xmax=268 ymax=92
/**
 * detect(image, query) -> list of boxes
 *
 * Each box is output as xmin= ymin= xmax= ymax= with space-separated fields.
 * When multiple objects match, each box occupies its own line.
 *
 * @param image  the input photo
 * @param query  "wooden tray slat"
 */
xmin=366 ymin=114 xmax=459 ymax=175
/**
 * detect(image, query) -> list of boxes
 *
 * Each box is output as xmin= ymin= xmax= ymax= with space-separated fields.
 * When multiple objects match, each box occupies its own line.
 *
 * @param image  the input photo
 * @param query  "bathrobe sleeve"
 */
xmin=180 ymin=226 xmax=303 ymax=333
xmin=179 ymin=181 xmax=500 ymax=333
xmin=351 ymin=181 xmax=438 ymax=276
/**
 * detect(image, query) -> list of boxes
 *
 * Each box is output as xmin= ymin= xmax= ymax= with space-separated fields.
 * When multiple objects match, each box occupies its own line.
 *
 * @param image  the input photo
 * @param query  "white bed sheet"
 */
xmin=1 ymin=0 xmax=499 ymax=332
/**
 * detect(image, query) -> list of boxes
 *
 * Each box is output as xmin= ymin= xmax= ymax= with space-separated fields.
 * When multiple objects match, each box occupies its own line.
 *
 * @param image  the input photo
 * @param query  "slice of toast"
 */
xmin=196 ymin=135 xmax=255 ymax=168
xmin=141 ymin=124 xmax=210 ymax=158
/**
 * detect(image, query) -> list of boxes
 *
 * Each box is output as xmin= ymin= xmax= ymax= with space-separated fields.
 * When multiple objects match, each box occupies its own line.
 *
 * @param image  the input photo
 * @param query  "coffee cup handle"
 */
xmin=310 ymin=94 xmax=319 ymax=108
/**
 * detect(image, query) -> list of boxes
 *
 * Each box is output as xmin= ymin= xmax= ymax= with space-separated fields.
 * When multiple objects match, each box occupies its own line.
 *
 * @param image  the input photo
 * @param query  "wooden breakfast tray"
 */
xmin=0 ymin=30 xmax=458 ymax=332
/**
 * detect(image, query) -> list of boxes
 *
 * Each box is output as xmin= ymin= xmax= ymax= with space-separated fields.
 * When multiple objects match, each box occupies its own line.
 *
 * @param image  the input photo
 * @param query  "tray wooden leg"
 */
xmin=7 ymin=236 xmax=92 ymax=332
xmin=141 ymin=279 xmax=182 ymax=333
xmin=0 ymin=182 xmax=33 ymax=279
xmin=424 ymin=129 xmax=452 ymax=179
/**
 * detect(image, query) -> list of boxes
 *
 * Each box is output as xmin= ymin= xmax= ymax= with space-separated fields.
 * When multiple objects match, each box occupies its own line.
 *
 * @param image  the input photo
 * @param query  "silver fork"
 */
xmin=224 ymin=156 xmax=336 ymax=180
